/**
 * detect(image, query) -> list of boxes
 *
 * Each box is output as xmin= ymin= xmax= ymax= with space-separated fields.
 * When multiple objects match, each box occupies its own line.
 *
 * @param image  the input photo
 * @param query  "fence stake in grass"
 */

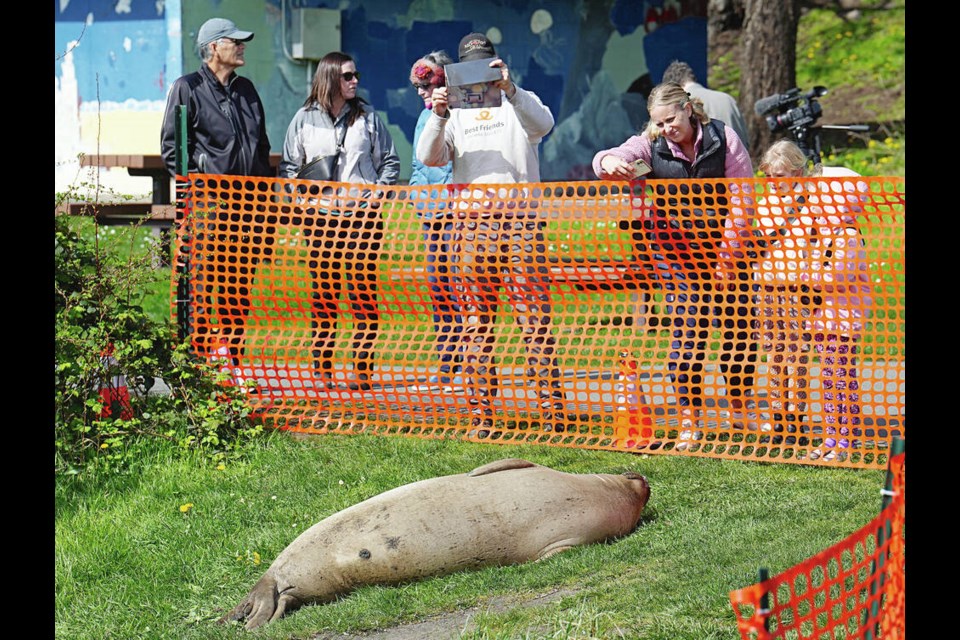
xmin=757 ymin=567 xmax=771 ymax=636
xmin=863 ymin=437 xmax=904 ymax=639
xmin=616 ymin=351 xmax=653 ymax=448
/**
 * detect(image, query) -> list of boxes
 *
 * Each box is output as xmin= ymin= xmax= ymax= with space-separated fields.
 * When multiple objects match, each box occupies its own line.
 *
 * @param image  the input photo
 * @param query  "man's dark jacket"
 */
xmin=160 ymin=63 xmax=273 ymax=177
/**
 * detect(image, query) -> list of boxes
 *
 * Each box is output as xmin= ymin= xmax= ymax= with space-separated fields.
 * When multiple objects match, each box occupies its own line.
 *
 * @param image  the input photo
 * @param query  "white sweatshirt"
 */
xmin=416 ymin=85 xmax=554 ymax=184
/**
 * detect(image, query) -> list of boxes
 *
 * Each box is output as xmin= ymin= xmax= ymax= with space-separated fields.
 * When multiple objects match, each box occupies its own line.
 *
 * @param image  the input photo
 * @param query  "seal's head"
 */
xmin=622 ymin=472 xmax=651 ymax=508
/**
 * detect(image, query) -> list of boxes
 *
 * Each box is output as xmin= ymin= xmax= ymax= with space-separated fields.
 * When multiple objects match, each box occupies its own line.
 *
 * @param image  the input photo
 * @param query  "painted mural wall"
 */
xmin=55 ymin=0 xmax=707 ymax=194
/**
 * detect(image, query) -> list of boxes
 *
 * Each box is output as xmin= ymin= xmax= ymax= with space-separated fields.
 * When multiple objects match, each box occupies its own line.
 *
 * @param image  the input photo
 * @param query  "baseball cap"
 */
xmin=197 ymin=18 xmax=255 ymax=47
xmin=458 ymin=32 xmax=497 ymax=62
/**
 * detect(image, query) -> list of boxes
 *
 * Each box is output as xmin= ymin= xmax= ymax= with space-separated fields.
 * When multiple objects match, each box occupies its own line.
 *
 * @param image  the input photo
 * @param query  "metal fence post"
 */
xmin=174 ymin=105 xmax=190 ymax=343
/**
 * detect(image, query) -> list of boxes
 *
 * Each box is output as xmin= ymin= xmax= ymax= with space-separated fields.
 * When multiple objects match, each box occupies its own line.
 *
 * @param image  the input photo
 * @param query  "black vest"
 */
xmin=650 ymin=119 xmax=727 ymax=179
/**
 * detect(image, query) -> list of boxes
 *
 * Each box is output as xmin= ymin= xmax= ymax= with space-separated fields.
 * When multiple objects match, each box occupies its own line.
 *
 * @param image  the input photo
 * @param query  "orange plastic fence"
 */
xmin=170 ymin=176 xmax=905 ymax=468
xmin=729 ymin=450 xmax=905 ymax=638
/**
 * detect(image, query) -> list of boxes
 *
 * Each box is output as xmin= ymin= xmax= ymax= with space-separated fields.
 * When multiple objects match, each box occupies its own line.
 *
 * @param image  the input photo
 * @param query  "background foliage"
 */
xmin=711 ymin=0 xmax=905 ymax=177
xmin=54 ymin=196 xmax=263 ymax=475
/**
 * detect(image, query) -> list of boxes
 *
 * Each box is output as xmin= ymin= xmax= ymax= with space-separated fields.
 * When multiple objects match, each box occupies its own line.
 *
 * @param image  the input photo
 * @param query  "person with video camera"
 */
xmin=591 ymin=81 xmax=754 ymax=449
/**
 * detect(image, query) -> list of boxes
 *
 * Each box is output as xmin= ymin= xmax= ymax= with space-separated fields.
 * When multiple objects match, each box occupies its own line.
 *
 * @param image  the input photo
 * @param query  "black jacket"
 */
xmin=649 ymin=119 xmax=727 ymax=179
xmin=160 ymin=64 xmax=273 ymax=177
xmin=625 ymin=120 xmax=731 ymax=276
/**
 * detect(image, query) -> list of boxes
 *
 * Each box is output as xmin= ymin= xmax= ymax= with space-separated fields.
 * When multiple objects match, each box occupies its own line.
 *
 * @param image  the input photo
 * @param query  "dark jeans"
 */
xmin=629 ymin=187 xmax=754 ymax=416
xmin=424 ymin=219 xmax=463 ymax=377
xmin=653 ymin=266 xmax=758 ymax=413
xmin=305 ymin=209 xmax=383 ymax=379
xmin=715 ymin=280 xmax=760 ymax=408
xmin=662 ymin=278 xmax=710 ymax=409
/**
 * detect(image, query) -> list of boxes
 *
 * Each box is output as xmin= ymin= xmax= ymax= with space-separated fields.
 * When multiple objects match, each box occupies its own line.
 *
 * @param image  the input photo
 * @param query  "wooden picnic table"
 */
xmin=58 ymin=153 xmax=283 ymax=225
xmin=76 ymin=152 xmax=283 ymax=203
xmin=80 ymin=153 xmax=174 ymax=204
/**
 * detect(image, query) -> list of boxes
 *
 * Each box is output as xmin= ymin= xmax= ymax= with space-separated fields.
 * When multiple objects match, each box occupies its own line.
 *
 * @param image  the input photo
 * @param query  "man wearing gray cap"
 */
xmin=160 ymin=17 xmax=273 ymax=177
xmin=160 ymin=18 xmax=275 ymax=387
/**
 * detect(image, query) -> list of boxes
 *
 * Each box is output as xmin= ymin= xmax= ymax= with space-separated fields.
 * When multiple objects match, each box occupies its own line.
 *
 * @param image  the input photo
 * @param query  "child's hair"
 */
xmin=759 ymin=139 xmax=824 ymax=176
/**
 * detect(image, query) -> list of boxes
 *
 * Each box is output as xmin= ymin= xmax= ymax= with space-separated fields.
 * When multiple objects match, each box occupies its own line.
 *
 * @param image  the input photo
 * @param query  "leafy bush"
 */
xmin=54 ymin=196 xmax=264 ymax=476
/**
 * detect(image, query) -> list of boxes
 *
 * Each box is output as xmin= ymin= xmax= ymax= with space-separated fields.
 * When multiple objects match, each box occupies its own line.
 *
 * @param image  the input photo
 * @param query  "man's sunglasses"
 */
xmin=342 ymin=71 xmax=361 ymax=82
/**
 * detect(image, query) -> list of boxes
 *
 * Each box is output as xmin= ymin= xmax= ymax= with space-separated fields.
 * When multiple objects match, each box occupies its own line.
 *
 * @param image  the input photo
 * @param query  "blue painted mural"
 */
xmin=55 ymin=0 xmax=707 ymax=184
xmin=54 ymin=0 xmax=172 ymax=104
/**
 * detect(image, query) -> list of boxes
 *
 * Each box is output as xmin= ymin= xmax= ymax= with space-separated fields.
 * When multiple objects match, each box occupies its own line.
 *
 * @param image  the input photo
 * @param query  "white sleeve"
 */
xmin=415 ymin=111 xmax=454 ymax=168
xmin=506 ymin=86 xmax=555 ymax=141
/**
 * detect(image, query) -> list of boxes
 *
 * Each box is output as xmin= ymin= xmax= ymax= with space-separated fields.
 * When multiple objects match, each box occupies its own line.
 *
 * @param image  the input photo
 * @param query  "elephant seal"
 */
xmin=219 ymin=458 xmax=650 ymax=630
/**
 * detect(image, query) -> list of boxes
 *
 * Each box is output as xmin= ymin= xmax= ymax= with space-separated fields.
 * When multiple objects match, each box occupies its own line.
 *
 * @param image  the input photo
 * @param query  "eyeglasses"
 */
xmin=219 ymin=37 xmax=244 ymax=46
xmin=412 ymin=81 xmax=434 ymax=91
xmin=341 ymin=71 xmax=361 ymax=82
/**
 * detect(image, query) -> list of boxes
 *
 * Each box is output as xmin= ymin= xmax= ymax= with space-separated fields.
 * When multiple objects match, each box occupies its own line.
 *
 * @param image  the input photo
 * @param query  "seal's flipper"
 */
xmin=536 ymin=542 xmax=577 ymax=561
xmin=268 ymin=592 xmax=301 ymax=627
xmin=468 ymin=458 xmax=537 ymax=477
xmin=218 ymin=574 xmax=281 ymax=631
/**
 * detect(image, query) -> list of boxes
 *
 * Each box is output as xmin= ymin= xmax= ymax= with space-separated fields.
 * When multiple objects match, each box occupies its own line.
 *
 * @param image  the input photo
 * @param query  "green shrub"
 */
xmin=54 ymin=195 xmax=264 ymax=476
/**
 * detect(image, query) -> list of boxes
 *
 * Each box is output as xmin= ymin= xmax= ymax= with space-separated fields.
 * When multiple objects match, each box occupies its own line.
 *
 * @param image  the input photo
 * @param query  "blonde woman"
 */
xmin=592 ymin=82 xmax=754 ymax=446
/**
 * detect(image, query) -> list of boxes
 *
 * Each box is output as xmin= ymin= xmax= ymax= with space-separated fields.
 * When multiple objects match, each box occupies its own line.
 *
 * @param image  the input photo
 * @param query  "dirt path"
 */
xmin=310 ymin=588 xmax=577 ymax=640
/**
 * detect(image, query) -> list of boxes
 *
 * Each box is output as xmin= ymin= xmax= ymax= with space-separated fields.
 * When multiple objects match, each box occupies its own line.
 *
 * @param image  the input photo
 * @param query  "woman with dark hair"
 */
xmin=281 ymin=51 xmax=400 ymax=391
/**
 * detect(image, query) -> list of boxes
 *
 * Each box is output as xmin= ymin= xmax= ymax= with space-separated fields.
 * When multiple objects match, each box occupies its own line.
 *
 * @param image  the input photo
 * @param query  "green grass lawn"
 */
xmin=55 ymin=432 xmax=888 ymax=640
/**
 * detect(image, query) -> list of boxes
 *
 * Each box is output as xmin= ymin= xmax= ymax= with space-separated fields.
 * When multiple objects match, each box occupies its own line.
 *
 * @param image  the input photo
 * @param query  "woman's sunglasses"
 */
xmin=342 ymin=71 xmax=361 ymax=82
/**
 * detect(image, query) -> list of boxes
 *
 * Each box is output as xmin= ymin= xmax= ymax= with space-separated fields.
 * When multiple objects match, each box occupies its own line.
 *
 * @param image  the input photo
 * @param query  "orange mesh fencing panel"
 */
xmin=729 ymin=451 xmax=905 ymax=639
xmin=171 ymin=176 xmax=905 ymax=468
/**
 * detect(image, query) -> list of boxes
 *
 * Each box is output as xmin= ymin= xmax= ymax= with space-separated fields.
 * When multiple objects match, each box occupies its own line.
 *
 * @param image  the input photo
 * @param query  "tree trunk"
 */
xmin=739 ymin=0 xmax=801 ymax=161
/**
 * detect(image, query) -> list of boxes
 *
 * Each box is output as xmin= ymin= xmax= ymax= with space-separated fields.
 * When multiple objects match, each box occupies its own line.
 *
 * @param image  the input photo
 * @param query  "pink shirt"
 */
xmin=591 ymin=121 xmax=754 ymax=179
xmin=721 ymin=178 xmax=873 ymax=335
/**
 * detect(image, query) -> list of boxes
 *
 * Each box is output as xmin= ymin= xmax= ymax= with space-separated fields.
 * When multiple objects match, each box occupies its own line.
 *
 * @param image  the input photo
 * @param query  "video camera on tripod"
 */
xmin=754 ymin=85 xmax=868 ymax=166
